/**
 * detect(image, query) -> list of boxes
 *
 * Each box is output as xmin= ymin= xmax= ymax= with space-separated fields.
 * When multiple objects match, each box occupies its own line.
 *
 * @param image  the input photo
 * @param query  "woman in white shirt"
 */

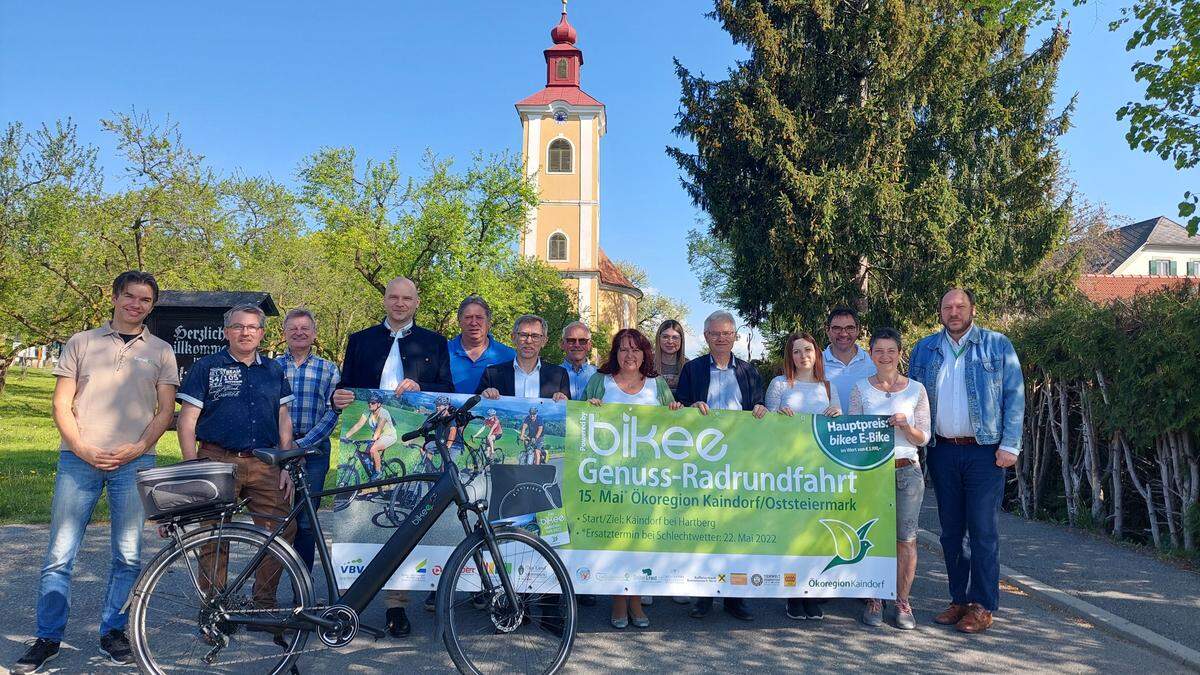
xmin=765 ymin=331 xmax=840 ymax=621
xmin=848 ymin=327 xmax=930 ymax=631
xmin=584 ymin=328 xmax=680 ymax=629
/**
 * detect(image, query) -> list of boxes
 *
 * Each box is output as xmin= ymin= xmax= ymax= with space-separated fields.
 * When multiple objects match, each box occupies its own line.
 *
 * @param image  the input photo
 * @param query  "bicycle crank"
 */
xmin=316 ymin=605 xmax=360 ymax=647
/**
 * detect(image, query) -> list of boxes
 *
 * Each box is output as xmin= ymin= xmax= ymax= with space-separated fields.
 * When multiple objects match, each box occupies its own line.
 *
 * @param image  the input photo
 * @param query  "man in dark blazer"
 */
xmin=331 ymin=276 xmax=453 ymax=639
xmin=675 ymin=310 xmax=767 ymax=622
xmin=334 ymin=277 xmax=453 ymax=397
xmin=477 ymin=314 xmax=570 ymax=403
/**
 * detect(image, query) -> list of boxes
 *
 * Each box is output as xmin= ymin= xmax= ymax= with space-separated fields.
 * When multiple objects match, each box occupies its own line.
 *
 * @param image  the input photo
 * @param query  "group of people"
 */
xmin=13 ymin=270 xmax=1024 ymax=673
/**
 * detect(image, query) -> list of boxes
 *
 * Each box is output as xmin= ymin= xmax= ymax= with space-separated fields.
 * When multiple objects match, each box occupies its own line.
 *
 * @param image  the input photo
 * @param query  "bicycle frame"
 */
xmin=201 ymin=407 xmax=522 ymax=633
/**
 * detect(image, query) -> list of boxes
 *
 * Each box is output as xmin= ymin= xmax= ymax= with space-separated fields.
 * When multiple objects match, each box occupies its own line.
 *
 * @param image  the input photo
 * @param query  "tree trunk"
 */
xmin=0 ymin=353 xmax=14 ymax=398
xmin=1079 ymin=384 xmax=1105 ymax=524
xmin=1123 ymin=436 xmax=1162 ymax=549
xmin=853 ymin=255 xmax=869 ymax=317
xmin=1157 ymin=435 xmax=1182 ymax=549
xmin=1110 ymin=433 xmax=1124 ymax=540
xmin=1053 ymin=380 xmax=1079 ymax=526
xmin=1172 ymin=431 xmax=1198 ymax=551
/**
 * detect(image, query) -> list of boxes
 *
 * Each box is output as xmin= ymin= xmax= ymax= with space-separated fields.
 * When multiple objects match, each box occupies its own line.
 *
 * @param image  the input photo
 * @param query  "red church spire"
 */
xmin=515 ymin=1 xmax=603 ymax=109
xmin=543 ymin=1 xmax=582 ymax=88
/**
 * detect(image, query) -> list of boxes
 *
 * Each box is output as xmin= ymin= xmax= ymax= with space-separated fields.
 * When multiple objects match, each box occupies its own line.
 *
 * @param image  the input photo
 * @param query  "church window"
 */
xmin=548 ymin=232 xmax=569 ymax=261
xmin=548 ymin=138 xmax=573 ymax=173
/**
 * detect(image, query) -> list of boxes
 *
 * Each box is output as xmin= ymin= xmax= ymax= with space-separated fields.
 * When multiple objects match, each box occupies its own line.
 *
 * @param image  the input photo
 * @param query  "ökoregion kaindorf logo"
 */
xmin=819 ymin=517 xmax=879 ymax=573
xmin=812 ymin=416 xmax=894 ymax=470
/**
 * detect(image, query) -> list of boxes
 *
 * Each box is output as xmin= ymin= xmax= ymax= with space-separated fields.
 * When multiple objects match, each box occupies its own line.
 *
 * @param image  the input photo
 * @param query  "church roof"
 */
xmin=598 ymin=249 xmax=642 ymax=298
xmin=515 ymin=87 xmax=604 ymax=108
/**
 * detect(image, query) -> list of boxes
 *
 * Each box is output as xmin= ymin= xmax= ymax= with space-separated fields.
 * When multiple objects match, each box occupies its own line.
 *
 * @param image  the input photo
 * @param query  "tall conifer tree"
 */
xmin=671 ymin=0 xmax=1075 ymax=331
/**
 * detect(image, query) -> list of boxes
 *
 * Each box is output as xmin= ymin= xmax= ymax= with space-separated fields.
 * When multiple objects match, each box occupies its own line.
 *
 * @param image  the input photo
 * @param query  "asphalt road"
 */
xmin=0 ymin=521 xmax=1186 ymax=674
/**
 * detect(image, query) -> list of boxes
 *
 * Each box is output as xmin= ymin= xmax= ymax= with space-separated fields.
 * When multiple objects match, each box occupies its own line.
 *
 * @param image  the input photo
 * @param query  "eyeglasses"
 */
xmin=563 ymin=338 xmax=590 ymax=345
xmin=828 ymin=325 xmax=858 ymax=333
xmin=705 ymin=331 xmax=736 ymax=340
xmin=226 ymin=324 xmax=263 ymax=333
xmin=516 ymin=332 xmax=545 ymax=342
xmin=660 ymin=334 xmax=681 ymax=342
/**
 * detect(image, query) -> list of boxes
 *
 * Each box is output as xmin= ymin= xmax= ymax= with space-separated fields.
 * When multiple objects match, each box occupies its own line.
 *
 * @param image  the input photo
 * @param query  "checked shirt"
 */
xmin=277 ymin=351 xmax=341 ymax=451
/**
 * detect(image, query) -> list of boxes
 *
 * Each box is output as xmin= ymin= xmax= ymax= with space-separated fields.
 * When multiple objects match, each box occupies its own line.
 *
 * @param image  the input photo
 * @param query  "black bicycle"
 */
xmin=126 ymin=395 xmax=577 ymax=674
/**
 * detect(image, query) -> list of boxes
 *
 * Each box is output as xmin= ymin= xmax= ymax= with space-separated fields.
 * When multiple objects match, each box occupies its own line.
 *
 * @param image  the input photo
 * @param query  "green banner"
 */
xmin=327 ymin=390 xmax=897 ymax=599
xmin=560 ymin=401 xmax=897 ymax=598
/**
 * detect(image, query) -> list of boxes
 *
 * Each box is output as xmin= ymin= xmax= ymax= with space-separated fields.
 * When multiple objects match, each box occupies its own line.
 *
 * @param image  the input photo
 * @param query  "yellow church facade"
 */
xmin=516 ymin=6 xmax=641 ymax=331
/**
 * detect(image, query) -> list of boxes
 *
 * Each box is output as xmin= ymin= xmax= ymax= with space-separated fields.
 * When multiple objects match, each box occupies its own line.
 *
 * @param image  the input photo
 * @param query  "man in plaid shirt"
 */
xmin=277 ymin=308 xmax=341 ymax=571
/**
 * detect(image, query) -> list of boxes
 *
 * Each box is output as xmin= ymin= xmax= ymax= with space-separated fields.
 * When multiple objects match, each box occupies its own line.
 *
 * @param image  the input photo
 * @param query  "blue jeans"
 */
xmin=36 ymin=451 xmax=154 ymax=640
xmin=927 ymin=440 xmax=1005 ymax=612
xmin=293 ymin=451 xmax=331 ymax=572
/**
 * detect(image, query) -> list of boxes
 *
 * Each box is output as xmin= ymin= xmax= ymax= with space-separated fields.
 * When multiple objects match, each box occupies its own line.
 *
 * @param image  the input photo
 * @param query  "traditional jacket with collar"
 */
xmin=339 ymin=320 xmax=453 ymax=392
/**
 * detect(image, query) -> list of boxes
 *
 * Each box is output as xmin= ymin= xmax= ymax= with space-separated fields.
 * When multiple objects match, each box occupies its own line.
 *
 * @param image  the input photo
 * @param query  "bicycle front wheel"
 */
xmin=130 ymin=525 xmax=314 ymax=675
xmin=332 ymin=464 xmax=360 ymax=511
xmin=438 ymin=527 xmax=576 ymax=675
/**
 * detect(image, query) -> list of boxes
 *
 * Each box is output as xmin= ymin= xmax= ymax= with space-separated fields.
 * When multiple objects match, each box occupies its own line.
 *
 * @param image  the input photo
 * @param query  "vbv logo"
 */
xmin=338 ymin=557 xmax=365 ymax=575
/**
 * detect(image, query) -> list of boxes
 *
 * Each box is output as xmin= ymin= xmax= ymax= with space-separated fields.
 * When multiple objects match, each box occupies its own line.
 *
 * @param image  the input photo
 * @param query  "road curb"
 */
xmin=916 ymin=529 xmax=1200 ymax=673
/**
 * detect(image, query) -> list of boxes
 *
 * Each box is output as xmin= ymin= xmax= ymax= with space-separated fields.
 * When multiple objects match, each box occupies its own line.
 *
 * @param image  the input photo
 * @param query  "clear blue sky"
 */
xmin=1 ymin=1 xmax=1194 ymax=355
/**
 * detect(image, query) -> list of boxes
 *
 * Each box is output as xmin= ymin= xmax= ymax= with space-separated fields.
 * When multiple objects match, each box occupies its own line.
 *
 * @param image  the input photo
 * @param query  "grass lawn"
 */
xmin=0 ymin=368 xmax=182 ymax=523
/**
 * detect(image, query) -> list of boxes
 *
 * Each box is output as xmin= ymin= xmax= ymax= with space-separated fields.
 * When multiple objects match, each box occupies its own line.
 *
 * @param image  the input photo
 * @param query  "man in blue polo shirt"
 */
xmin=177 ymin=303 xmax=296 ymax=608
xmin=446 ymin=295 xmax=515 ymax=395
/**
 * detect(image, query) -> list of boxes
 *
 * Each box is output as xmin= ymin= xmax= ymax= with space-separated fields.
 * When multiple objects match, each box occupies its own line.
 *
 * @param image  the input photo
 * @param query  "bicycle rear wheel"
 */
xmin=438 ymin=527 xmax=576 ymax=674
xmin=382 ymin=457 xmax=406 ymax=478
xmin=130 ymin=525 xmax=313 ymax=675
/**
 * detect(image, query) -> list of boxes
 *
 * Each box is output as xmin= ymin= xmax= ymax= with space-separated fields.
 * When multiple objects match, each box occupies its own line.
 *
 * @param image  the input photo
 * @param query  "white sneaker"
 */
xmin=640 ymin=596 xmax=654 ymax=606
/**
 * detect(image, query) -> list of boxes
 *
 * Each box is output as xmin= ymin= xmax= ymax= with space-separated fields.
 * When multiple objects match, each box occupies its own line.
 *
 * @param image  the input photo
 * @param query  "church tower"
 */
xmin=516 ymin=2 xmax=640 ymax=329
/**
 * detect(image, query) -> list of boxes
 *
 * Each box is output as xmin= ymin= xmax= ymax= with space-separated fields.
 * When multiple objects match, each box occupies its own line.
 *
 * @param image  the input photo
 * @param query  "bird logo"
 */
xmin=819 ymin=518 xmax=878 ymax=573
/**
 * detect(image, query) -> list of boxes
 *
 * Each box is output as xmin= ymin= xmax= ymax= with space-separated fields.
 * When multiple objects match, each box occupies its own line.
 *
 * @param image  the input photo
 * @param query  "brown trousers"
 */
xmin=197 ymin=444 xmax=297 ymax=606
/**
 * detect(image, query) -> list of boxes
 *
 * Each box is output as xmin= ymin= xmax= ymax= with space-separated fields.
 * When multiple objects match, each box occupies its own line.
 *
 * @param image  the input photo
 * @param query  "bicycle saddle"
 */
xmin=251 ymin=446 xmax=307 ymax=466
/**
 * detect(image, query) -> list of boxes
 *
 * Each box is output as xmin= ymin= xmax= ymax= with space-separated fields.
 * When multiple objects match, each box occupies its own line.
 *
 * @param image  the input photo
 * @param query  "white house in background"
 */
xmin=1087 ymin=216 xmax=1200 ymax=277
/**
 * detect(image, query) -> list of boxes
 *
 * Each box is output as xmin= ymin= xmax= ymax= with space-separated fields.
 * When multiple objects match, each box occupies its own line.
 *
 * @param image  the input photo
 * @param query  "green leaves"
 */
xmin=0 ymin=114 xmax=578 ymax=387
xmin=672 ymin=1 xmax=1073 ymax=333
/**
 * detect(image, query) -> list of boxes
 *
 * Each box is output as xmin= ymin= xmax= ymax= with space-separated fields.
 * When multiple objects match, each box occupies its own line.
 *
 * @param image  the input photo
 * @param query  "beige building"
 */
xmin=1077 ymin=216 xmax=1200 ymax=302
xmin=515 ymin=6 xmax=641 ymax=330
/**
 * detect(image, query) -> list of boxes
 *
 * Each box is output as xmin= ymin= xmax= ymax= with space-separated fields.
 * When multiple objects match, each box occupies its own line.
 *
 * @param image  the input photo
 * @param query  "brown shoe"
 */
xmin=955 ymin=603 xmax=993 ymax=633
xmin=934 ymin=603 xmax=969 ymax=625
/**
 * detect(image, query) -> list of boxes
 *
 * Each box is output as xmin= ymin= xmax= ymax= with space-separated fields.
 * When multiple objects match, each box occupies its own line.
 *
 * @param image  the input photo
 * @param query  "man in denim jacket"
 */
xmin=908 ymin=289 xmax=1023 ymax=634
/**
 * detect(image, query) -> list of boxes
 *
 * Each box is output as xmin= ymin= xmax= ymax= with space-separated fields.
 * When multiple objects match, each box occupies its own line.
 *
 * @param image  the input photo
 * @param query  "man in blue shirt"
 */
xmin=446 ymin=295 xmax=515 ymax=394
xmin=559 ymin=321 xmax=597 ymax=400
xmin=675 ymin=310 xmax=766 ymax=622
xmin=177 ymin=303 xmax=296 ymax=608
xmin=276 ymin=308 xmax=341 ymax=572
xmin=822 ymin=307 xmax=876 ymax=413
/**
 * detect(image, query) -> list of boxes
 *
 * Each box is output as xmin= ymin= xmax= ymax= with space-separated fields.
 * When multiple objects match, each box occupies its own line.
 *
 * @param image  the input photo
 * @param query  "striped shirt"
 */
xmin=276 ymin=351 xmax=341 ymax=451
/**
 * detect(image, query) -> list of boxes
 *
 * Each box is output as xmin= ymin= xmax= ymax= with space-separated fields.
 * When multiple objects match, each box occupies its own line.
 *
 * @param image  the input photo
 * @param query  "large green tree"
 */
xmin=670 ymin=0 xmax=1075 ymax=333
xmin=298 ymin=148 xmax=577 ymax=356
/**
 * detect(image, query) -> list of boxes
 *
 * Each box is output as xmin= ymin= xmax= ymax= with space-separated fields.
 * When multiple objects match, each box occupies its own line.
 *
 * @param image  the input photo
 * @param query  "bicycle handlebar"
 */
xmin=401 ymin=394 xmax=483 ymax=442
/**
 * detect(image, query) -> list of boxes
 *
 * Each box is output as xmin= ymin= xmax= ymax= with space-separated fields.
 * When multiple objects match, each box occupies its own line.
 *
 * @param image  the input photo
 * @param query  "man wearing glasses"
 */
xmin=674 ymin=310 xmax=766 ymax=622
xmin=176 ymin=304 xmax=297 ymax=614
xmin=477 ymin=314 xmax=571 ymax=404
xmin=558 ymin=321 xmax=596 ymax=400
xmin=823 ymin=307 xmax=876 ymax=413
